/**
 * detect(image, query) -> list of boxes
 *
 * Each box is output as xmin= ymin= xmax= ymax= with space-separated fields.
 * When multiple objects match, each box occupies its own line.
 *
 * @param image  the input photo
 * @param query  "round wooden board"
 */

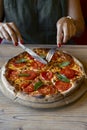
xmin=0 ymin=71 xmax=87 ymax=108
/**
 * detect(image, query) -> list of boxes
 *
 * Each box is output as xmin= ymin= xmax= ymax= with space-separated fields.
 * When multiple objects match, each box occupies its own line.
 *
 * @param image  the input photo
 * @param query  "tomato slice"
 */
xmin=52 ymin=53 xmax=59 ymax=61
xmin=18 ymin=70 xmax=37 ymax=80
xmin=31 ymin=61 xmax=45 ymax=69
xmin=60 ymin=67 xmax=76 ymax=79
xmin=21 ymin=83 xmax=29 ymax=89
xmin=23 ymin=83 xmax=34 ymax=93
xmin=38 ymin=85 xmax=56 ymax=95
xmin=10 ymin=70 xmax=18 ymax=80
xmin=41 ymin=71 xmax=53 ymax=80
xmin=5 ymin=69 xmax=13 ymax=78
xmin=55 ymin=80 xmax=71 ymax=92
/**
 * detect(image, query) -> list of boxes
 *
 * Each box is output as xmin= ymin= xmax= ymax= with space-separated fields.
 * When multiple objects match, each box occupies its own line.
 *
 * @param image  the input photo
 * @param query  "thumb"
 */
xmin=56 ymin=23 xmax=63 ymax=47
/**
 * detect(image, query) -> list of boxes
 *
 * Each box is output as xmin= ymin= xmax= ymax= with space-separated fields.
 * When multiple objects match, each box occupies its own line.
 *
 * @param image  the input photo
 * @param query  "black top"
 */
xmin=4 ymin=0 xmax=68 ymax=44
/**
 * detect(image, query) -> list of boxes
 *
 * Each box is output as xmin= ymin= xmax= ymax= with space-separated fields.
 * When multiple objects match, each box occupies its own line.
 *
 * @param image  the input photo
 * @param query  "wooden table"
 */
xmin=0 ymin=44 xmax=87 ymax=130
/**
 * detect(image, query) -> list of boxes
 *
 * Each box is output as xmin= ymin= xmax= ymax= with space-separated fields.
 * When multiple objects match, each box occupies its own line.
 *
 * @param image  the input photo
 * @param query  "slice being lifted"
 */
xmin=0 ymin=48 xmax=86 ymax=108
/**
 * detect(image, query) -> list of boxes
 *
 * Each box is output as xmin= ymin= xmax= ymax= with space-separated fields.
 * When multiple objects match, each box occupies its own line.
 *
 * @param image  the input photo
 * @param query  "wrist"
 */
xmin=66 ymin=16 xmax=85 ymax=36
xmin=66 ymin=16 xmax=76 ymax=26
xmin=66 ymin=16 xmax=78 ymax=35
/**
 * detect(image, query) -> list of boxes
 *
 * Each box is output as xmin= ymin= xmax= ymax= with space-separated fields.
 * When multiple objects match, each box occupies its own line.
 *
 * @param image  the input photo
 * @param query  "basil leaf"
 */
xmin=18 ymin=73 xmax=30 ymax=77
xmin=59 ymin=61 xmax=70 ymax=68
xmin=57 ymin=73 xmax=70 ymax=83
xmin=16 ymin=58 xmax=27 ymax=63
xmin=34 ymin=81 xmax=43 ymax=91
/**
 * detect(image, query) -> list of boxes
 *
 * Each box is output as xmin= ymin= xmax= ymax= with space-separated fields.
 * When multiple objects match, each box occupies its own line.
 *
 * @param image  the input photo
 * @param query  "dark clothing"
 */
xmin=4 ymin=0 xmax=68 ymax=44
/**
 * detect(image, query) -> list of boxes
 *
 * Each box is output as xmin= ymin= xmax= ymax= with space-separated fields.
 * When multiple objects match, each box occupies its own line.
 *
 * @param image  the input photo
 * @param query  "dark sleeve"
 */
xmin=0 ymin=0 xmax=4 ymax=21
xmin=60 ymin=0 xmax=68 ymax=16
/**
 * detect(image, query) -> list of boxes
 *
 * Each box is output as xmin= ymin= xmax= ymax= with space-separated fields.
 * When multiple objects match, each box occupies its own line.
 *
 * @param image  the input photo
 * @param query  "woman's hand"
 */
xmin=56 ymin=17 xmax=77 ymax=47
xmin=0 ymin=22 xmax=23 ymax=45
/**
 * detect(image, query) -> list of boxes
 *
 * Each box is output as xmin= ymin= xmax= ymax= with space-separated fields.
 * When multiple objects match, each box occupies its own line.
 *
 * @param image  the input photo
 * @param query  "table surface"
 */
xmin=0 ymin=44 xmax=87 ymax=130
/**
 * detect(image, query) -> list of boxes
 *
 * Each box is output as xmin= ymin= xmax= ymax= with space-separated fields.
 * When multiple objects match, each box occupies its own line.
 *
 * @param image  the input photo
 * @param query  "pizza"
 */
xmin=0 ymin=48 xmax=86 ymax=108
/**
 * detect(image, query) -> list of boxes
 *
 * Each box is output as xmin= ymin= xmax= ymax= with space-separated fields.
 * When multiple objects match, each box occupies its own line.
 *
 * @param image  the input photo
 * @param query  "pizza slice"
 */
xmin=0 ymin=48 xmax=86 ymax=108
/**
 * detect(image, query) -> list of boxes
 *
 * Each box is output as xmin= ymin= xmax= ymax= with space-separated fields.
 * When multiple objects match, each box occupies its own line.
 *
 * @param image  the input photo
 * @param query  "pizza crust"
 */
xmin=60 ymin=52 xmax=86 ymax=96
xmin=0 ymin=65 xmax=86 ymax=108
xmin=0 ymin=64 xmax=63 ymax=102
xmin=0 ymin=49 xmax=86 ymax=108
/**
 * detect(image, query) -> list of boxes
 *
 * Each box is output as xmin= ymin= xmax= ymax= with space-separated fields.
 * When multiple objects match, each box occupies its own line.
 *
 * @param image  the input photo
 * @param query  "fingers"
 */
xmin=70 ymin=23 xmax=76 ymax=37
xmin=56 ymin=23 xmax=63 ymax=47
xmin=0 ymin=22 xmax=23 ymax=46
xmin=63 ymin=22 xmax=70 ymax=43
xmin=56 ymin=17 xmax=76 ymax=46
xmin=4 ymin=23 xmax=19 ymax=45
xmin=0 ymin=25 xmax=11 ymax=41
xmin=9 ymin=23 xmax=23 ymax=43
xmin=0 ymin=31 xmax=4 ymax=39
xmin=63 ymin=22 xmax=76 ymax=43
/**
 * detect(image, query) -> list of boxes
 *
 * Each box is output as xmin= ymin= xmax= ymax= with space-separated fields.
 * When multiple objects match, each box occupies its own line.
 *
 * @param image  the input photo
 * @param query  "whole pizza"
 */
xmin=0 ymin=48 xmax=86 ymax=108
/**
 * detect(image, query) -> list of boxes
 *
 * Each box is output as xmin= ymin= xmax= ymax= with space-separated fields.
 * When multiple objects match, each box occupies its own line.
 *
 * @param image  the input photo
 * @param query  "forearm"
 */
xmin=68 ymin=0 xmax=85 ymax=36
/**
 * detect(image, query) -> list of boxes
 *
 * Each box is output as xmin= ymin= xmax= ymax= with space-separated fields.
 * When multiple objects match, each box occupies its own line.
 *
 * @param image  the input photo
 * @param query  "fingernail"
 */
xmin=0 ymin=38 xmax=2 ymax=44
xmin=57 ymin=43 xmax=62 ymax=48
xmin=20 ymin=40 xmax=24 ymax=44
xmin=15 ymin=42 xmax=18 ymax=46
